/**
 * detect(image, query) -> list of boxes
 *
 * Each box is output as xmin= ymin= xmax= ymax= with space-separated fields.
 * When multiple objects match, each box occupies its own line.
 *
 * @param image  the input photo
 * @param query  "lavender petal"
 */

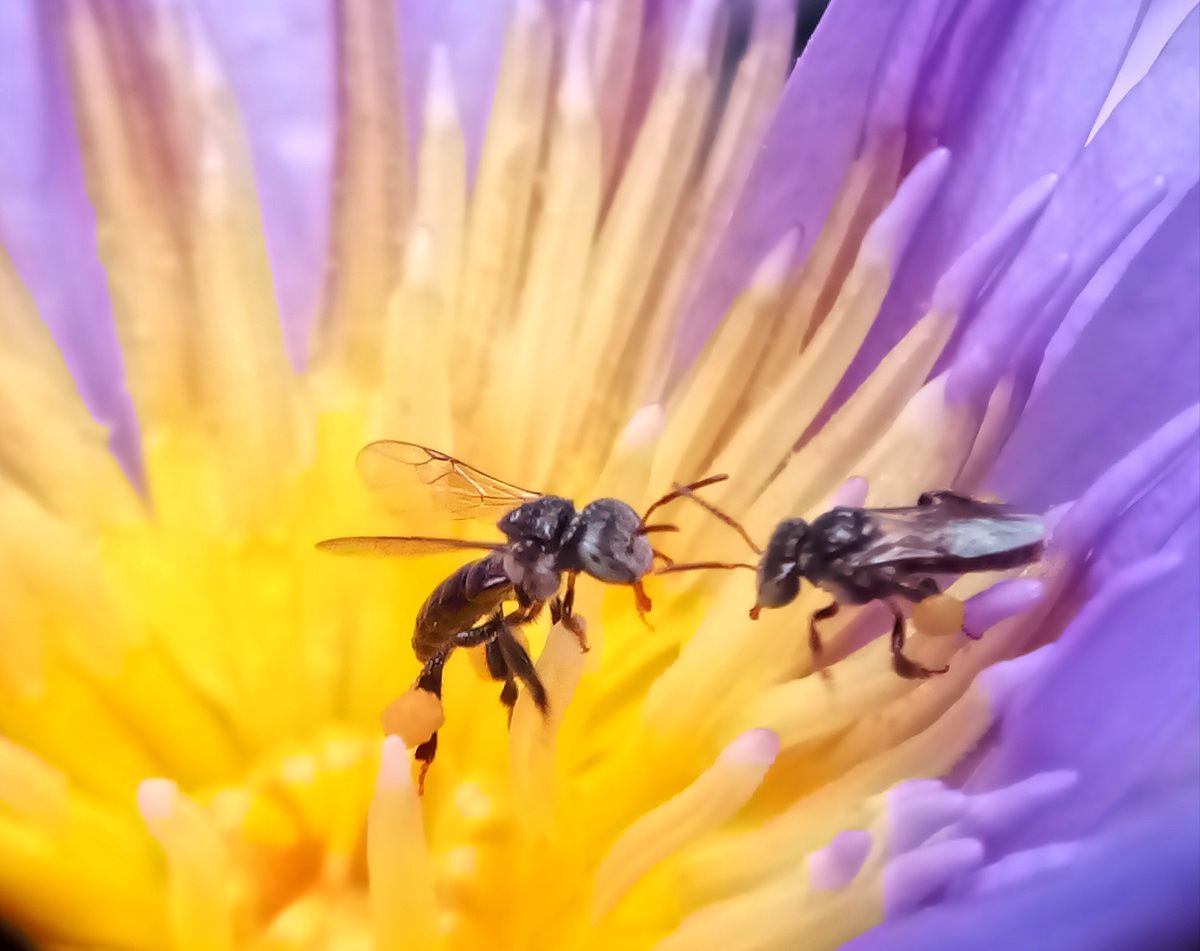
xmin=990 ymin=186 xmax=1200 ymax=509
xmin=843 ymin=791 xmax=1200 ymax=951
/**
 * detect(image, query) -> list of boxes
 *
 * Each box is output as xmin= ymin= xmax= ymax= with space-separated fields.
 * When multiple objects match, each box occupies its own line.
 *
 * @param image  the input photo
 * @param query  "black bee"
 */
xmin=318 ymin=441 xmax=722 ymax=787
xmin=666 ymin=490 xmax=1046 ymax=678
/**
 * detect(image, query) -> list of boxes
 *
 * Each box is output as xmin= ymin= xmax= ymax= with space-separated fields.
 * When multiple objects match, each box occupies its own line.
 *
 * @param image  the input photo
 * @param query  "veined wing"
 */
xmin=356 ymin=440 xmax=543 ymax=520
xmin=316 ymin=535 xmax=502 ymax=558
xmin=846 ymin=497 xmax=1045 ymax=568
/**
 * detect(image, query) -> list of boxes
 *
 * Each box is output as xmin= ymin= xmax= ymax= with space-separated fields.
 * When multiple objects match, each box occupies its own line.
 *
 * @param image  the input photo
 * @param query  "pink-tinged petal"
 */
xmin=674 ymin=0 xmax=919 ymax=363
xmin=856 ymin=0 xmax=1148 ymax=379
xmin=808 ymin=829 xmax=873 ymax=891
xmin=397 ymin=0 xmax=513 ymax=176
xmin=194 ymin=0 xmax=334 ymax=364
xmin=843 ymin=792 xmax=1200 ymax=951
xmin=0 ymin=0 xmax=137 ymax=462
xmin=197 ymin=0 xmax=516 ymax=356
xmin=989 ymin=186 xmax=1200 ymax=508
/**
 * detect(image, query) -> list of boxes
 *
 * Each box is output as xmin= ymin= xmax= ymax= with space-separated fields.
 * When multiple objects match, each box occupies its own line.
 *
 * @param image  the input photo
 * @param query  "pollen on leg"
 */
xmin=380 ymin=688 xmax=445 ymax=748
xmin=911 ymin=594 xmax=966 ymax=639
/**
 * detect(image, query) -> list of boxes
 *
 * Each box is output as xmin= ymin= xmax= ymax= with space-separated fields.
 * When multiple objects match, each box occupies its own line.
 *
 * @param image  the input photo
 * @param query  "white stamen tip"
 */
xmin=426 ymin=45 xmax=460 ymax=126
xmin=137 ymin=778 xmax=178 ymax=823
xmin=719 ymin=728 xmax=780 ymax=766
xmin=883 ymin=838 xmax=984 ymax=917
xmin=677 ymin=0 xmax=721 ymax=66
xmin=808 ymin=829 xmax=873 ymax=891
xmin=559 ymin=3 xmax=595 ymax=114
xmin=377 ymin=736 xmax=412 ymax=791
xmin=829 ymin=476 xmax=869 ymax=509
xmin=618 ymin=404 xmax=666 ymax=449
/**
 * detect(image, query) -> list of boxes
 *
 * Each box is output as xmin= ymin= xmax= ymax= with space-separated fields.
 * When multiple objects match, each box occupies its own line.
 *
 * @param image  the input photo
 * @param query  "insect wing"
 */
xmin=316 ymin=535 xmax=502 ymax=558
xmin=846 ymin=502 xmax=1045 ymax=568
xmin=356 ymin=440 xmax=543 ymax=520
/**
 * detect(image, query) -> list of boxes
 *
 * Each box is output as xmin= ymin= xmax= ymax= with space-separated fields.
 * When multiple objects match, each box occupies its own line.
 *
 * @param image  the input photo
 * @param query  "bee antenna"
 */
xmin=638 ymin=473 xmax=730 ymax=530
xmin=654 ymin=560 xmax=757 ymax=575
xmin=637 ymin=523 xmax=680 ymax=536
xmin=669 ymin=486 xmax=764 ymax=556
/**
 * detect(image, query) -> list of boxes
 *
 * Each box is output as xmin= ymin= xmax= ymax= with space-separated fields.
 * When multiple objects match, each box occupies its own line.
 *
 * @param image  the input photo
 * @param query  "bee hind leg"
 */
xmin=495 ymin=621 xmax=549 ymax=717
xmin=484 ymin=638 xmax=520 ymax=724
xmin=889 ymin=602 xmax=950 ymax=679
xmin=412 ymin=651 xmax=449 ymax=794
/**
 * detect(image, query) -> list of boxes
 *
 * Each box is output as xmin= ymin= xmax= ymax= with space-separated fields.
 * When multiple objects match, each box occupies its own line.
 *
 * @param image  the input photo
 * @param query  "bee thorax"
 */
xmin=503 ymin=550 xmax=561 ymax=601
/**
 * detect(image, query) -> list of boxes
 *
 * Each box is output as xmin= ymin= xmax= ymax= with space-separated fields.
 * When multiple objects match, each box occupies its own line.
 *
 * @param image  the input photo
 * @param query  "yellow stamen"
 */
xmin=412 ymin=46 xmax=467 ymax=309
xmin=138 ymin=779 xmax=237 ymax=951
xmin=367 ymin=737 xmax=438 ymax=950
xmin=315 ymin=0 xmax=406 ymax=382
xmin=452 ymin=0 xmax=554 ymax=455
xmin=593 ymin=729 xmax=779 ymax=921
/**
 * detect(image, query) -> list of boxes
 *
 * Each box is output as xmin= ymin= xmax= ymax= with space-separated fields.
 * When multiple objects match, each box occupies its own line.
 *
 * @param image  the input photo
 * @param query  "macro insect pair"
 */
xmin=320 ymin=441 xmax=1046 ymax=789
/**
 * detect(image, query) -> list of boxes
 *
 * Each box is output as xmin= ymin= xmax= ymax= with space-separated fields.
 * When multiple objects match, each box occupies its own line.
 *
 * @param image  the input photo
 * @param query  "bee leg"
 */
xmin=558 ymin=572 xmax=589 ymax=652
xmin=809 ymin=601 xmax=838 ymax=677
xmin=889 ymin=603 xmax=950 ymax=679
xmin=515 ymin=588 xmax=546 ymax=625
xmin=481 ymin=637 xmax=520 ymax=723
xmin=412 ymin=651 xmax=448 ymax=794
xmin=495 ymin=621 xmax=549 ymax=716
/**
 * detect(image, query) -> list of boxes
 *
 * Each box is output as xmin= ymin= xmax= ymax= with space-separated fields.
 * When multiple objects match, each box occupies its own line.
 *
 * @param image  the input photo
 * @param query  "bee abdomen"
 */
xmin=412 ymin=553 xmax=513 ymax=661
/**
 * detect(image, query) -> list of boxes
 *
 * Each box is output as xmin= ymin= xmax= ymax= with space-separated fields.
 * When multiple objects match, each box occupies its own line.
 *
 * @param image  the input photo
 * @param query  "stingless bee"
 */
xmin=665 ymin=490 xmax=1046 ymax=678
xmin=318 ymin=441 xmax=724 ymax=788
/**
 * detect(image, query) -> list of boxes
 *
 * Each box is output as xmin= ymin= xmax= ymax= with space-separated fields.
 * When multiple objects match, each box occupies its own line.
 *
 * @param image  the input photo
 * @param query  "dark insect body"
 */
xmin=318 ymin=441 xmax=723 ymax=790
xmin=666 ymin=490 xmax=1046 ymax=679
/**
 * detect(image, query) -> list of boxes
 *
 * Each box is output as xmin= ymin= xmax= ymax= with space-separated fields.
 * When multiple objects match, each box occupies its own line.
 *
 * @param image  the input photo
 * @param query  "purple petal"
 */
xmin=968 ymin=540 xmax=1200 ymax=848
xmin=673 ymin=0 xmax=922 ymax=365
xmin=396 ymin=0 xmax=513 ymax=177
xmin=843 ymin=792 xmax=1200 ymax=951
xmin=0 ymin=0 xmax=137 ymax=463
xmin=848 ymin=0 xmax=1148 ymax=387
xmin=979 ymin=7 xmax=1200 ymax=393
xmin=197 ymin=0 xmax=516 ymax=359
xmin=989 ymin=185 xmax=1200 ymax=508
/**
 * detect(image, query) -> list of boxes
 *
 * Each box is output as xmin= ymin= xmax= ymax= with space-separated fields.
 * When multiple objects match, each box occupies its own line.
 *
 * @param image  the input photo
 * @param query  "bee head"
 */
xmin=755 ymin=518 xmax=810 ymax=610
xmin=567 ymin=498 xmax=653 ymax=584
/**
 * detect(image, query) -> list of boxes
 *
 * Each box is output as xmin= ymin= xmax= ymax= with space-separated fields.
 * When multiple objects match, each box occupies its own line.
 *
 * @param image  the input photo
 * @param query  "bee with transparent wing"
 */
xmin=319 ymin=441 xmax=727 ymax=789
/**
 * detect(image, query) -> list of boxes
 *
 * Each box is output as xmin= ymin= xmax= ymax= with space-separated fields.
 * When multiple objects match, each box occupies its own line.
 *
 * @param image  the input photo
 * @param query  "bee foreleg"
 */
xmin=553 ymin=572 xmax=589 ymax=652
xmin=888 ymin=602 xmax=950 ymax=680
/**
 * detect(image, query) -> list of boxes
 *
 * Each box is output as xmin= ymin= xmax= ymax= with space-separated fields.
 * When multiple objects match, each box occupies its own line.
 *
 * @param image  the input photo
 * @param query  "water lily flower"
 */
xmin=0 ymin=1 xmax=1196 ymax=950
